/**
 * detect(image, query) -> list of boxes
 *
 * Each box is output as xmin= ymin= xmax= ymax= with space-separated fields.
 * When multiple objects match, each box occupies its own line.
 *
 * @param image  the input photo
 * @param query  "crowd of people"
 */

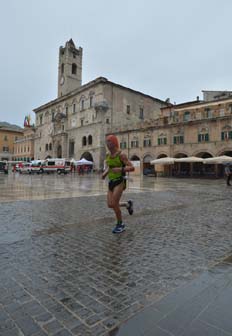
xmin=70 ymin=163 xmax=93 ymax=174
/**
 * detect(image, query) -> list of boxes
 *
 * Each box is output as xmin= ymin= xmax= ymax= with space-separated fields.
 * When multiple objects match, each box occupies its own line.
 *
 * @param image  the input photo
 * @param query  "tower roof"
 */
xmin=68 ymin=38 xmax=75 ymax=47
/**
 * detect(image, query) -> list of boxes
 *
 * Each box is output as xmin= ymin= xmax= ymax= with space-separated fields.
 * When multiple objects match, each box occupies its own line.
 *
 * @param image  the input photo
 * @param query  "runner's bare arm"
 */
xmin=102 ymin=166 xmax=109 ymax=179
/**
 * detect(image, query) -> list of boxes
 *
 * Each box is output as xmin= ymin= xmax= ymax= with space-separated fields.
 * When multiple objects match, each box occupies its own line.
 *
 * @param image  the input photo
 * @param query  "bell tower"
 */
xmin=58 ymin=39 xmax=83 ymax=97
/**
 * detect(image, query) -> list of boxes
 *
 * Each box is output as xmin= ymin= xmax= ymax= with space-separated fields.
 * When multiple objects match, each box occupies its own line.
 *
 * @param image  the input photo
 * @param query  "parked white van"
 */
xmin=40 ymin=159 xmax=71 ymax=174
xmin=30 ymin=160 xmax=45 ymax=174
xmin=18 ymin=161 xmax=44 ymax=174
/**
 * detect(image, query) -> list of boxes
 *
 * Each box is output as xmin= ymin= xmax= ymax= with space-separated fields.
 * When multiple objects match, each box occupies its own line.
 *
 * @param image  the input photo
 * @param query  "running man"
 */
xmin=102 ymin=134 xmax=135 ymax=233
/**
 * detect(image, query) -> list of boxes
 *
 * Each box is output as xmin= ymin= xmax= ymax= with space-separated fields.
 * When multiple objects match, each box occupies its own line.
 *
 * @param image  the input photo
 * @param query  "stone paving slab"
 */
xmin=115 ymin=261 xmax=232 ymax=336
xmin=0 ymin=175 xmax=232 ymax=335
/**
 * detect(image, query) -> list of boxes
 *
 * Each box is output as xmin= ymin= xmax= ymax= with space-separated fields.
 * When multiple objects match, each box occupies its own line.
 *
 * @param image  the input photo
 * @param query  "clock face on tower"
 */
xmin=60 ymin=76 xmax=65 ymax=85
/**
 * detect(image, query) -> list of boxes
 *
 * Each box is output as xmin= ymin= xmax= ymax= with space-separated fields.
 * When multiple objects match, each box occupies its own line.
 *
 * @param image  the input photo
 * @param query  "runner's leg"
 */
xmin=111 ymin=183 xmax=124 ymax=222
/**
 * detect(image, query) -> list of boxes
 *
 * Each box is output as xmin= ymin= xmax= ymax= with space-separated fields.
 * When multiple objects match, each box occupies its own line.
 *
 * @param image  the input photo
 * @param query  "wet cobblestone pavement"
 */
xmin=0 ymin=173 xmax=232 ymax=335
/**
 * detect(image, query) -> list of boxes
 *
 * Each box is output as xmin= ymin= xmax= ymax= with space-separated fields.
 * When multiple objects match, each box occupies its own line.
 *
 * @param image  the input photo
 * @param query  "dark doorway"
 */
xmin=81 ymin=152 xmax=93 ymax=162
xmin=57 ymin=145 xmax=62 ymax=158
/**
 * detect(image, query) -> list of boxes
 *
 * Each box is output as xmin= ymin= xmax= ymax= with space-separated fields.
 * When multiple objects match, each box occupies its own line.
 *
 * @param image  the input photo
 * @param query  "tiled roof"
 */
xmin=0 ymin=122 xmax=23 ymax=132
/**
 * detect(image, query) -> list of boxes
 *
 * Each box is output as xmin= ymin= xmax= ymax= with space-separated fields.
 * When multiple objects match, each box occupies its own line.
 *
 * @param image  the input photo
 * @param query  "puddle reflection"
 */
xmin=0 ymin=172 xmax=225 ymax=202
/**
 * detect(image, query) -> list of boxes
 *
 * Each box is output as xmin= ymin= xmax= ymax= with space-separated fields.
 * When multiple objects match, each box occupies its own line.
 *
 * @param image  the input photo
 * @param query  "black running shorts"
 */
xmin=108 ymin=177 xmax=126 ymax=191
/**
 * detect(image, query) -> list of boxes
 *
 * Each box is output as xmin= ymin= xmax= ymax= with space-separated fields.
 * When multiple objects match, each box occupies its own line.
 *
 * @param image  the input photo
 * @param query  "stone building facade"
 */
xmin=33 ymin=39 xmax=167 ymax=169
xmin=0 ymin=122 xmax=23 ymax=161
xmin=13 ymin=127 xmax=36 ymax=162
xmin=33 ymin=39 xmax=232 ymax=176
xmin=113 ymin=92 xmax=232 ymax=177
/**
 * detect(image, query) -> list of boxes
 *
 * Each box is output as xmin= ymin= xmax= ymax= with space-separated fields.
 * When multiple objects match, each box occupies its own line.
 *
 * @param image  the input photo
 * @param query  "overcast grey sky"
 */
xmin=1 ymin=0 xmax=232 ymax=127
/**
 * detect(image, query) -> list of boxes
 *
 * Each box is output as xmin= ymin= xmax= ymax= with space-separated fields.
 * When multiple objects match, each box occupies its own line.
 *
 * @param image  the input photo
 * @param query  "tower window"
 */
xmin=61 ymin=63 xmax=64 ymax=74
xmin=127 ymin=105 xmax=130 ymax=114
xmin=88 ymin=135 xmax=93 ymax=145
xmin=73 ymin=104 xmax=76 ymax=113
xmin=72 ymin=63 xmax=77 ymax=75
xmin=82 ymin=136 xmax=87 ymax=146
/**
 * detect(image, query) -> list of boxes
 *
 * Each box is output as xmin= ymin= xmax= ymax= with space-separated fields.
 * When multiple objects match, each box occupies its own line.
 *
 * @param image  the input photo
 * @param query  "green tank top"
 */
xmin=106 ymin=152 xmax=124 ymax=180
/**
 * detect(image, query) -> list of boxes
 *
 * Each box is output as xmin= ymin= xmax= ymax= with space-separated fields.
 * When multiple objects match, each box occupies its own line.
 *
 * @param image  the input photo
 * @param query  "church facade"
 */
xmin=33 ymin=39 xmax=167 ymax=169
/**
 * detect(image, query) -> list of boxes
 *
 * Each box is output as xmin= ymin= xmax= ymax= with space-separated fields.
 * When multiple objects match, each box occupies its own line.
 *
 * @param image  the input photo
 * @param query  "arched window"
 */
xmin=158 ymin=133 xmax=167 ymax=145
xmin=143 ymin=137 xmax=151 ymax=147
xmin=120 ymin=140 xmax=127 ymax=149
xmin=88 ymin=135 xmax=93 ymax=145
xmin=90 ymin=96 xmax=93 ymax=108
xmin=72 ymin=63 xmax=77 ymax=75
xmin=80 ymin=95 xmax=85 ymax=111
xmin=183 ymin=111 xmax=190 ymax=122
xmin=45 ymin=144 xmax=49 ymax=151
xmin=49 ymin=143 xmax=52 ymax=150
xmin=81 ymin=99 xmax=84 ymax=111
xmin=198 ymin=127 xmax=209 ymax=142
xmin=82 ymin=136 xmax=87 ymax=146
xmin=221 ymin=126 xmax=232 ymax=141
xmin=173 ymin=134 xmax=184 ymax=144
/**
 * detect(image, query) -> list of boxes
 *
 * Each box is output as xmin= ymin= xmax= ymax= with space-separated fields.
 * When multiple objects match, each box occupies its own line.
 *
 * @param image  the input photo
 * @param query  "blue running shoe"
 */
xmin=112 ymin=223 xmax=125 ymax=234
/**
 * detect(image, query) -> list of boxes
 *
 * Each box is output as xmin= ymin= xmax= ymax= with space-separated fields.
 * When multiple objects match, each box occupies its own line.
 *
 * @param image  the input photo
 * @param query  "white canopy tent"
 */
xmin=203 ymin=155 xmax=232 ymax=164
xmin=150 ymin=156 xmax=205 ymax=165
xmin=150 ymin=157 xmax=175 ymax=165
xmin=175 ymin=156 xmax=204 ymax=163
xmin=75 ymin=158 xmax=93 ymax=166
